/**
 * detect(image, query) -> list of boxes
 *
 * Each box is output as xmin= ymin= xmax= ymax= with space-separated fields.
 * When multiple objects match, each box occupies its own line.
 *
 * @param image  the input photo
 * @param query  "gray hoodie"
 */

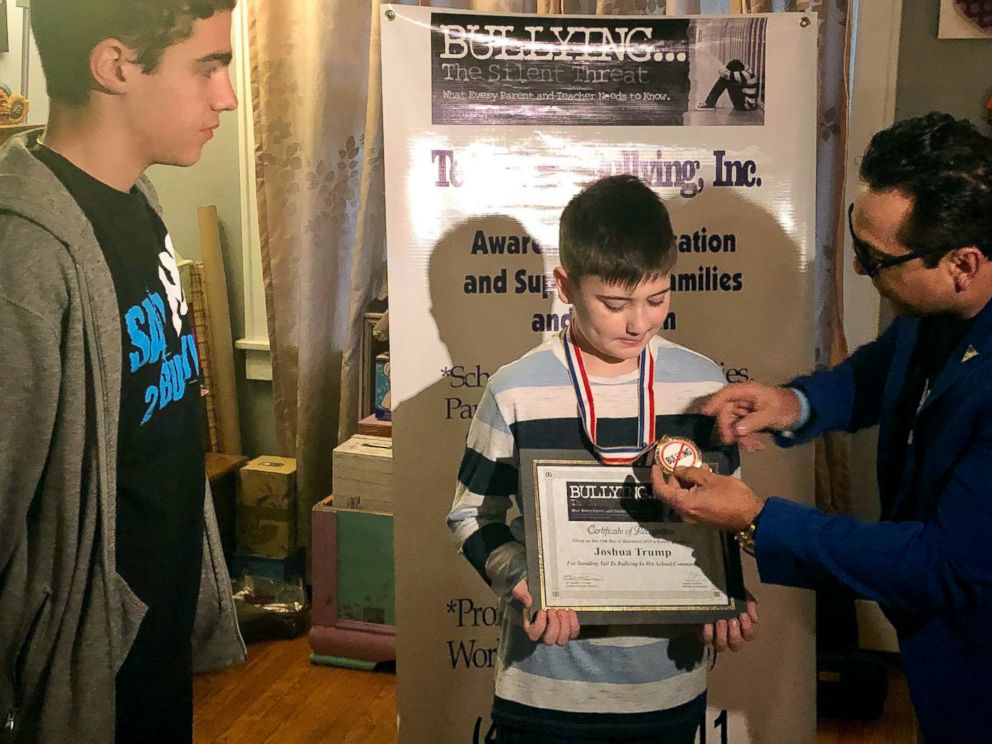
xmin=0 ymin=131 xmax=245 ymax=743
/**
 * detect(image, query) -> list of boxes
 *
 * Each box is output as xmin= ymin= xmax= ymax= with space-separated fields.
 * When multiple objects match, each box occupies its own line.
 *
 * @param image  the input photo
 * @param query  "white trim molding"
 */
xmin=232 ymin=2 xmax=271 ymax=381
xmin=236 ymin=339 xmax=274 ymax=382
xmin=843 ymin=0 xmax=903 ymax=351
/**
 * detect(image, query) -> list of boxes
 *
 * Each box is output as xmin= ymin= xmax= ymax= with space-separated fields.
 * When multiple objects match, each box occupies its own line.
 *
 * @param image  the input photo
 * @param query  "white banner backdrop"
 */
xmin=382 ymin=7 xmax=817 ymax=743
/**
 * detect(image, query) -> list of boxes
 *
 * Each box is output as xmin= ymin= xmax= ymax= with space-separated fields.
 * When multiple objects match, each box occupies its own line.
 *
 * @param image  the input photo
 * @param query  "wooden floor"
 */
xmin=193 ymin=637 xmax=395 ymax=743
xmin=194 ymin=637 xmax=917 ymax=743
xmin=816 ymin=665 xmax=917 ymax=744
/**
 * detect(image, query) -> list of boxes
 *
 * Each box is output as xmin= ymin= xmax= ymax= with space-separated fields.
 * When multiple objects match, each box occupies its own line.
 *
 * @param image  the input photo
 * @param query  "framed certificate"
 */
xmin=520 ymin=448 xmax=746 ymax=625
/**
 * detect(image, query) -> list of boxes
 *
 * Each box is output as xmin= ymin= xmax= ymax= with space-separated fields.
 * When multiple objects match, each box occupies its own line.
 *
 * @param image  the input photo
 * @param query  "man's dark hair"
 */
xmin=559 ymin=175 xmax=677 ymax=287
xmin=31 ymin=0 xmax=236 ymax=106
xmin=860 ymin=111 xmax=992 ymax=264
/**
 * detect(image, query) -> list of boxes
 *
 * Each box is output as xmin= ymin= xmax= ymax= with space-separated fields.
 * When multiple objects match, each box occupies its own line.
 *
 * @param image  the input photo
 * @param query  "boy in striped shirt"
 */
xmin=447 ymin=175 xmax=757 ymax=743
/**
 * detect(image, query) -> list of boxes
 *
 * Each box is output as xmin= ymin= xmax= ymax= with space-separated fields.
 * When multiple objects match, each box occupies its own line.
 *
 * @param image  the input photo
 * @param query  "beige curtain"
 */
xmin=250 ymin=0 xmax=853 ymax=523
xmin=804 ymin=0 xmax=855 ymax=515
xmin=249 ymin=1 xmax=387 ymax=533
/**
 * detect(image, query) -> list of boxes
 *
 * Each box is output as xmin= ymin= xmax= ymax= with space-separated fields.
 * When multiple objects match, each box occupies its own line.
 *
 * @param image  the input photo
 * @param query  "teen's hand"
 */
xmin=703 ymin=382 xmax=802 ymax=445
xmin=511 ymin=579 xmax=581 ymax=646
xmin=702 ymin=592 xmax=758 ymax=652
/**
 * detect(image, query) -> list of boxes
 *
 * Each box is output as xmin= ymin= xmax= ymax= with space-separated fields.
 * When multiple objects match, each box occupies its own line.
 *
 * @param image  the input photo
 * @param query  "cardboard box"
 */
xmin=357 ymin=414 xmax=392 ymax=438
xmin=332 ymin=435 xmax=392 ymax=513
xmin=311 ymin=497 xmax=394 ymax=628
xmin=237 ymin=456 xmax=297 ymax=557
xmin=335 ymin=492 xmax=393 ymax=513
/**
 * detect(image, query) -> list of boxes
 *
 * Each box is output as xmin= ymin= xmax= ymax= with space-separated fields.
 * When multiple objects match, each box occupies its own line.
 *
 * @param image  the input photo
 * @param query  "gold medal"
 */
xmin=654 ymin=436 xmax=702 ymax=473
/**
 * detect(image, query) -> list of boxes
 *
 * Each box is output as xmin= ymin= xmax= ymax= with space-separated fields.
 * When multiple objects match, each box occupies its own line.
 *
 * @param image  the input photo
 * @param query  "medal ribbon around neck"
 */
xmin=561 ymin=327 xmax=656 ymax=465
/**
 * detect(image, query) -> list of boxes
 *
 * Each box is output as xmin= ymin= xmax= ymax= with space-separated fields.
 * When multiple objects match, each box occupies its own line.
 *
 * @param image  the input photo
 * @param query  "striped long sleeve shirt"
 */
xmin=720 ymin=64 xmax=759 ymax=110
xmin=447 ymin=333 xmax=740 ymax=737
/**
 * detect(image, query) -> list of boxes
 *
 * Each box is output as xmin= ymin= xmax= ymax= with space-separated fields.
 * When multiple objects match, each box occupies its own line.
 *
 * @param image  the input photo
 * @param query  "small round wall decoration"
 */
xmin=954 ymin=1 xmax=992 ymax=30
xmin=941 ymin=0 xmax=992 ymax=37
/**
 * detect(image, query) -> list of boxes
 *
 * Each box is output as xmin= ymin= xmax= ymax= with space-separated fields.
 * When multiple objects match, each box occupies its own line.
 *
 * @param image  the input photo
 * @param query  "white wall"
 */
xmin=842 ymin=0 xmax=904 ymax=523
xmin=0 ymin=1 xmax=49 ymax=124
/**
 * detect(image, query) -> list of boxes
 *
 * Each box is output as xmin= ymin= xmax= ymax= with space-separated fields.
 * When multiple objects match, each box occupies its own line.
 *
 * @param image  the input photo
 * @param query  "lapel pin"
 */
xmin=962 ymin=345 xmax=979 ymax=363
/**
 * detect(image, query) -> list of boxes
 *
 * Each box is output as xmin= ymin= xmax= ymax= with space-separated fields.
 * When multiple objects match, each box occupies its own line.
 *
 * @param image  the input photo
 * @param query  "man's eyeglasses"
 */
xmin=847 ymin=203 xmax=947 ymax=278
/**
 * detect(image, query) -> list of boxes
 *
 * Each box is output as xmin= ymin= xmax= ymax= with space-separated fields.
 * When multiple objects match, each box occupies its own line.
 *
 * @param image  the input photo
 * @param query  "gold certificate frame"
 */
xmin=520 ymin=448 xmax=746 ymax=625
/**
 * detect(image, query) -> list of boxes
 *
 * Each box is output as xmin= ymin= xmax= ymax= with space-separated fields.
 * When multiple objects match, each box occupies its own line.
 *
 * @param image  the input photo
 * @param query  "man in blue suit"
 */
xmin=654 ymin=112 xmax=992 ymax=744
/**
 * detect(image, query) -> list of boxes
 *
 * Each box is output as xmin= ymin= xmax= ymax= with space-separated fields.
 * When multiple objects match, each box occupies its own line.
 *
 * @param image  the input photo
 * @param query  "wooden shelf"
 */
xmin=206 ymin=452 xmax=249 ymax=483
xmin=205 ymin=452 xmax=249 ymax=564
xmin=0 ymin=124 xmax=40 ymax=146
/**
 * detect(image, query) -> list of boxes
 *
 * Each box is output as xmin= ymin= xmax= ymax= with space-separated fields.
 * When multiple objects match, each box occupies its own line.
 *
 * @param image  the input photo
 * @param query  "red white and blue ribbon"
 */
xmin=561 ymin=326 xmax=656 ymax=465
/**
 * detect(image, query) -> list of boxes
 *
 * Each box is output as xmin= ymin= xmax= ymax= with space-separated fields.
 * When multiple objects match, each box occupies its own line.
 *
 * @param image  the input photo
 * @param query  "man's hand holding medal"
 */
xmin=652 ymin=382 xmax=802 ymax=533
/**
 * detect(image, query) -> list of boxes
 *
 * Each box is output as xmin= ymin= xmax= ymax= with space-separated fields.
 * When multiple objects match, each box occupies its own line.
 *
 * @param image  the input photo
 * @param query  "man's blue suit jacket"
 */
xmin=755 ymin=298 xmax=992 ymax=744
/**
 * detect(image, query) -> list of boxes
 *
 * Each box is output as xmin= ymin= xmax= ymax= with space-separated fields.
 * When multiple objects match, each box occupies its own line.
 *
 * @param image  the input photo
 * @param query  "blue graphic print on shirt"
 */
xmin=124 ymin=289 xmax=201 ymax=426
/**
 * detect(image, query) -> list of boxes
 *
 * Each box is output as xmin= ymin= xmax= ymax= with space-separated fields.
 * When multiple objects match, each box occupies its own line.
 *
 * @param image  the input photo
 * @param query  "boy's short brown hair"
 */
xmin=559 ymin=174 xmax=677 ymax=287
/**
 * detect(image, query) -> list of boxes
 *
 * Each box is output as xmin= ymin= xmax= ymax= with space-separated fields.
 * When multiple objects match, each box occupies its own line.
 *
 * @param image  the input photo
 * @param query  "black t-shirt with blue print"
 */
xmin=32 ymin=144 xmax=205 ymax=739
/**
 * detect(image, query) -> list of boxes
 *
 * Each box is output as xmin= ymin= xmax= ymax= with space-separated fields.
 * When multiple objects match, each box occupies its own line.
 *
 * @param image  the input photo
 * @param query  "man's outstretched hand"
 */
xmin=703 ymin=382 xmax=802 ymax=446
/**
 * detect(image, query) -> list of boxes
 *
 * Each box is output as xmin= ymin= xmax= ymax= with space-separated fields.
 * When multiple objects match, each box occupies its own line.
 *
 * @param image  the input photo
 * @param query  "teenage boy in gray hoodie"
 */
xmin=0 ymin=2 xmax=245 ymax=742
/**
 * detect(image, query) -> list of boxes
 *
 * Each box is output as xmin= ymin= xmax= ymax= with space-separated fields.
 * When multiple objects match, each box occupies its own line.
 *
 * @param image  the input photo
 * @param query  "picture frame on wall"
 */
xmin=358 ymin=311 xmax=388 ymax=420
xmin=939 ymin=0 xmax=992 ymax=39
